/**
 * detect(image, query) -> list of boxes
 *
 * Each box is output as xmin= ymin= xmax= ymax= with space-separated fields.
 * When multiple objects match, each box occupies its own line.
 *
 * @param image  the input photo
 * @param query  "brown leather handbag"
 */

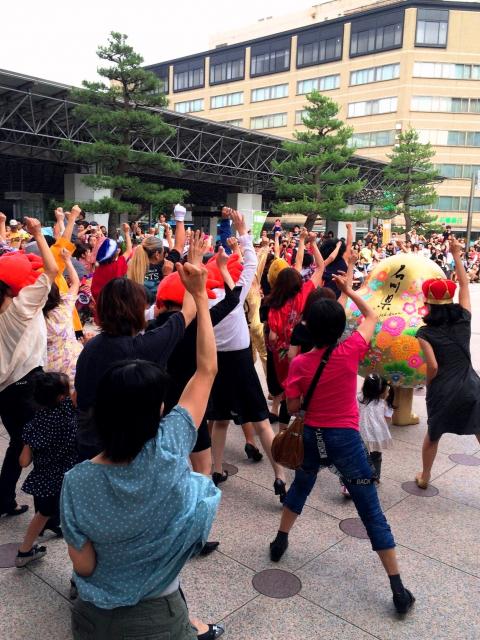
xmin=272 ymin=345 xmax=334 ymax=470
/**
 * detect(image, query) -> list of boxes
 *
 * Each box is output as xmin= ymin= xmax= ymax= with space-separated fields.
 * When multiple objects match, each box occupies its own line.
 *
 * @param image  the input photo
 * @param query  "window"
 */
xmin=250 ymin=36 xmax=291 ymax=77
xmin=350 ymin=10 xmax=404 ymax=57
xmin=251 ymin=83 xmax=288 ymax=102
xmin=209 ymin=47 xmax=245 ymax=85
xmin=297 ymin=74 xmax=340 ymax=94
xmin=174 ymin=99 xmax=204 ymax=114
xmin=411 ymin=96 xmax=480 ymax=114
xmin=250 ymin=113 xmax=287 ymax=129
xmin=296 ymin=24 xmax=343 ymax=68
xmin=418 ymin=130 xmax=480 ymax=147
xmin=413 ymin=62 xmax=480 ymax=80
xmin=350 ymin=130 xmax=396 ymax=147
xmin=147 ymin=63 xmax=169 ymax=94
xmin=173 ymin=57 xmax=204 ymax=92
xmin=433 ymin=197 xmax=480 ymax=212
xmin=437 ymin=164 xmax=480 ymax=179
xmin=350 ymin=63 xmax=400 ymax=86
xmin=416 ymin=9 xmax=448 ymax=47
xmin=211 ymin=92 xmax=244 ymax=109
xmin=221 ymin=119 xmax=243 ymax=127
xmin=348 ymin=97 xmax=397 ymax=118
xmin=295 ymin=110 xmax=307 ymax=125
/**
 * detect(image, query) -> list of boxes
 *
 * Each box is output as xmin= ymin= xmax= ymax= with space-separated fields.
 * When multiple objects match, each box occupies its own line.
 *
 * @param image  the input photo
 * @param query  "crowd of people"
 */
xmin=0 ymin=204 xmax=479 ymax=640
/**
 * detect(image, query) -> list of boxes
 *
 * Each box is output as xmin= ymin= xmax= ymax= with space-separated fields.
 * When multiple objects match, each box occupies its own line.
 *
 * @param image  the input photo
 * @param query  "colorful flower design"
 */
xmin=369 ymin=279 xmax=383 ymax=291
xmin=418 ymin=305 xmax=428 ymax=317
xmin=376 ymin=270 xmax=388 ymax=282
xmin=408 ymin=354 xmax=424 ymax=369
xmin=402 ymin=302 xmax=416 ymax=315
xmin=375 ymin=331 xmax=394 ymax=349
xmin=391 ymin=335 xmax=419 ymax=361
xmin=382 ymin=316 xmax=406 ymax=336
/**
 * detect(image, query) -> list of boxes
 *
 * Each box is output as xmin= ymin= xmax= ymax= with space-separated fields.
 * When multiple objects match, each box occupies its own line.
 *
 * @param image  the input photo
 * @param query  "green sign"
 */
xmin=251 ymin=210 xmax=269 ymax=243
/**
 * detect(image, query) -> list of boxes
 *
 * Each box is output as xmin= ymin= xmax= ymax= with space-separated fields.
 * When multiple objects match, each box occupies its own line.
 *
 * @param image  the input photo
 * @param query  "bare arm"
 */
xmin=450 ymin=237 xmax=470 ymax=312
xmin=53 ymin=208 xmax=65 ymax=239
xmin=216 ymin=247 xmax=235 ymax=289
xmin=67 ymin=541 xmax=97 ymax=577
xmin=173 ymin=206 xmax=187 ymax=255
xmin=310 ymin=241 xmax=325 ymax=287
xmin=333 ymin=273 xmax=378 ymax=344
xmin=0 ymin=212 xmax=6 ymax=242
xmin=344 ymin=222 xmax=353 ymax=261
xmin=19 ymin=445 xmax=32 ymax=468
xmin=286 ymin=397 xmax=301 ymax=415
xmin=338 ymin=251 xmax=358 ymax=307
xmin=62 ymin=205 xmax=82 ymax=242
xmin=324 ymin=241 xmax=341 ymax=267
xmin=294 ymin=229 xmax=308 ymax=272
xmin=121 ymin=223 xmax=133 ymax=260
xmin=274 ymin=231 xmax=281 ymax=258
xmin=418 ymin=337 xmax=438 ymax=384
xmin=165 ymin=226 xmax=174 ymax=251
xmin=24 ymin=218 xmax=59 ymax=282
xmin=61 ymin=249 xmax=80 ymax=297
xmin=178 ymin=264 xmax=217 ymax=427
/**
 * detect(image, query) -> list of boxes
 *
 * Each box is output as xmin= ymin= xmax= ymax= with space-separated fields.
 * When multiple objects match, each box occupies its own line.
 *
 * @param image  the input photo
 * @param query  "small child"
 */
xmin=15 ymin=372 xmax=78 ymax=568
xmin=358 ymin=373 xmax=394 ymax=481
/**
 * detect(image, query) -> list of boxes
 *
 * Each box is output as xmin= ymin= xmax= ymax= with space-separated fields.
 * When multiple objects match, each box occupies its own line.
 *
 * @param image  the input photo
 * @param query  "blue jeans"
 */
xmin=284 ymin=426 xmax=395 ymax=552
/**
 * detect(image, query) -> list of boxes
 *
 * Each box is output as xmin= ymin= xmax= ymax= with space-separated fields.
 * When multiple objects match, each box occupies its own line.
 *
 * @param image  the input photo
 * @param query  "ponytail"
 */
xmin=127 ymin=237 xmax=163 ymax=285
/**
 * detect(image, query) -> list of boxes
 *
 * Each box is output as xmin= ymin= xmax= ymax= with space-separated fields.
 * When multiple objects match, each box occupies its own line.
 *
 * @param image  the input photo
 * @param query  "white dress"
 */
xmin=358 ymin=397 xmax=393 ymax=452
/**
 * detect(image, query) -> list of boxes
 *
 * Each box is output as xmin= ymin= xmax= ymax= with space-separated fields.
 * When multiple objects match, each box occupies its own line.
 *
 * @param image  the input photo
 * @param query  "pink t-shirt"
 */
xmin=285 ymin=331 xmax=369 ymax=430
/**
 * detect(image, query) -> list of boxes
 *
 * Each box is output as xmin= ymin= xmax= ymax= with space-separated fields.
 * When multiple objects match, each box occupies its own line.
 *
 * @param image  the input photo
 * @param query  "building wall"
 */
xmin=150 ymin=1 xmax=480 ymax=231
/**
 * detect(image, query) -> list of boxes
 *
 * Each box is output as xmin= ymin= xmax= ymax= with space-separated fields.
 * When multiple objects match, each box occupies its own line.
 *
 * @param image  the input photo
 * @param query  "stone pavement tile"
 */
xmin=391 ymin=422 xmax=480 ymax=456
xmin=434 ymin=461 xmax=480 ymax=511
xmin=386 ymin=494 xmax=480 ymax=577
xmin=209 ymin=474 xmax=345 ymax=573
xmin=222 ymin=594 xmax=376 ymax=640
xmin=26 ymin=538 xmax=74 ymax=599
xmin=381 ymin=438 xmax=455 ymax=484
xmin=0 ymin=567 xmax=70 ymax=639
xmin=297 ymin=537 xmax=480 ymax=640
xmin=306 ymin=468 xmax=407 ymax=520
xmin=181 ymin=549 xmax=256 ymax=623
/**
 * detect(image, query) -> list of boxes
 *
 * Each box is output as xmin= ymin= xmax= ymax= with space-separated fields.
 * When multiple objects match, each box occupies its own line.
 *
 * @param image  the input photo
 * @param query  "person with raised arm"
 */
xmin=269 ymin=272 xmax=415 ymax=615
xmin=415 ymin=236 xmax=480 ymax=489
xmin=0 ymin=218 xmax=59 ymax=517
xmin=61 ymin=262 xmax=224 ymax=640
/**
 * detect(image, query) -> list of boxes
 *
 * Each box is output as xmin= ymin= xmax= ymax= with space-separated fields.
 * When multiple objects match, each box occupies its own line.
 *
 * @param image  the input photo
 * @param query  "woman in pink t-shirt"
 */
xmin=269 ymin=273 xmax=415 ymax=615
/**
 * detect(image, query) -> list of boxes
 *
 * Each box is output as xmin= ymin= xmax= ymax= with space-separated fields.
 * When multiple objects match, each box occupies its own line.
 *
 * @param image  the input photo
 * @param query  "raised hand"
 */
xmin=70 ymin=205 xmax=82 ymax=219
xmin=60 ymin=247 xmax=72 ymax=262
xmin=0 ymin=212 xmax=6 ymax=223
xmin=188 ymin=230 xmax=210 ymax=265
xmin=332 ymin=271 xmax=349 ymax=293
xmin=24 ymin=217 xmax=42 ymax=237
xmin=177 ymin=262 xmax=208 ymax=298
xmin=230 ymin=209 xmax=247 ymax=236
xmin=299 ymin=227 xmax=308 ymax=241
xmin=54 ymin=207 xmax=65 ymax=220
xmin=121 ymin=222 xmax=130 ymax=234
xmin=216 ymin=245 xmax=229 ymax=269
xmin=450 ymin=236 xmax=463 ymax=258
xmin=348 ymin=249 xmax=359 ymax=266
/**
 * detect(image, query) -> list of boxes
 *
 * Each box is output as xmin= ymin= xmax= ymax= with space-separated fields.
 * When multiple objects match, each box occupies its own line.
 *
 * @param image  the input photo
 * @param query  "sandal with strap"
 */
xmin=197 ymin=623 xmax=225 ymax=640
xmin=415 ymin=474 xmax=429 ymax=490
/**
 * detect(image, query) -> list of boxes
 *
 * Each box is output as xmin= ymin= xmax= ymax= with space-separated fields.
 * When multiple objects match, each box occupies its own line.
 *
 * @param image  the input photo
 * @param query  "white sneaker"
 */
xmin=15 ymin=544 xmax=47 ymax=568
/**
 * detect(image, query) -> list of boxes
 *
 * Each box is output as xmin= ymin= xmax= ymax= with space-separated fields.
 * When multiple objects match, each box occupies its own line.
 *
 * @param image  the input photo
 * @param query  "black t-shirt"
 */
xmin=75 ymin=313 xmax=185 ymax=411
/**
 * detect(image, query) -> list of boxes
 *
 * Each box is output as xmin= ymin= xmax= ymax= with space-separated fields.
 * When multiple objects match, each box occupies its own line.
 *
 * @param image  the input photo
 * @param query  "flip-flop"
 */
xmin=415 ymin=474 xmax=428 ymax=490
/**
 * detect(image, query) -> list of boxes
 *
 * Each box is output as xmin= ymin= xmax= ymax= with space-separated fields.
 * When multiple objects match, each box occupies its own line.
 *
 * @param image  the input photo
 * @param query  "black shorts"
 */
xmin=207 ymin=348 xmax=269 ymax=424
xmin=192 ymin=418 xmax=211 ymax=453
xmin=34 ymin=494 xmax=60 ymax=517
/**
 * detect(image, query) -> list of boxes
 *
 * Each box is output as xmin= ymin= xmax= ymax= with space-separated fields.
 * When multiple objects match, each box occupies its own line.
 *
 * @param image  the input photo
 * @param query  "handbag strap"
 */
xmin=302 ymin=344 xmax=335 ymax=411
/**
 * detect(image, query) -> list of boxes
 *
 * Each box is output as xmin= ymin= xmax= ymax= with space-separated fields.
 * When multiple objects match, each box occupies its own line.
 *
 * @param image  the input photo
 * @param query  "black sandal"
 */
xmin=197 ymin=623 xmax=225 ymax=640
xmin=245 ymin=443 xmax=263 ymax=462
xmin=212 ymin=470 xmax=228 ymax=487
xmin=0 ymin=504 xmax=28 ymax=517
xmin=273 ymin=479 xmax=287 ymax=503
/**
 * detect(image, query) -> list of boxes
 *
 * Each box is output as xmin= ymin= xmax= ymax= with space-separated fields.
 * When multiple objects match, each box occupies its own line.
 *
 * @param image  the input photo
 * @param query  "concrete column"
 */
xmin=64 ymin=173 xmax=113 ymax=227
xmin=325 ymin=220 xmax=356 ymax=240
xmin=226 ymin=193 xmax=262 ymax=232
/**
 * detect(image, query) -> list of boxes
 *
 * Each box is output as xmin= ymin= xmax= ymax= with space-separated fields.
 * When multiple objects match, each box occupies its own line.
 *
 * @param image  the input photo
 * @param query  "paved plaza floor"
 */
xmin=1 ymin=286 xmax=480 ymax=639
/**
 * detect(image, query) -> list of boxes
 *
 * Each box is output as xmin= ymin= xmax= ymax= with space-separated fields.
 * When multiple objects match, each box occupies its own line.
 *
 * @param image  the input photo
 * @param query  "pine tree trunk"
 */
xmin=304 ymin=213 xmax=317 ymax=231
xmin=404 ymin=212 xmax=412 ymax=234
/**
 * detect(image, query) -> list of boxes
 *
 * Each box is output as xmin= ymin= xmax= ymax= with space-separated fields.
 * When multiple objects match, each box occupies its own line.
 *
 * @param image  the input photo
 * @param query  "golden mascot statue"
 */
xmin=345 ymin=253 xmax=445 ymax=425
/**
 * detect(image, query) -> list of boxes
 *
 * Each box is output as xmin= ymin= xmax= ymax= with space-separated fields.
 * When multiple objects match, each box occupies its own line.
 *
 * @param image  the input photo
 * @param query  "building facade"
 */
xmin=146 ymin=0 xmax=480 ymax=232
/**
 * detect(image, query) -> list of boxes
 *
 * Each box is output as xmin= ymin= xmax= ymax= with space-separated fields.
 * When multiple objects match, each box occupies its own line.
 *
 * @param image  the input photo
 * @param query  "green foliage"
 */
xmin=61 ymin=32 xmax=187 ymax=232
xmin=271 ymin=92 xmax=367 ymax=229
xmin=377 ymin=128 xmax=441 ymax=233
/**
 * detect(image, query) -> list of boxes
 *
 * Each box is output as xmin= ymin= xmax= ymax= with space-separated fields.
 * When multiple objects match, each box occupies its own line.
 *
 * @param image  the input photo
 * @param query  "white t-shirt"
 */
xmin=0 ymin=273 xmax=50 ymax=391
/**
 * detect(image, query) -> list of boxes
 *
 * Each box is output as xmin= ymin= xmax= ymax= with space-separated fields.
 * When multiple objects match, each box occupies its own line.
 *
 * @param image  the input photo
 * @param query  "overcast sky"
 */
xmin=2 ymin=0 xmax=302 ymax=86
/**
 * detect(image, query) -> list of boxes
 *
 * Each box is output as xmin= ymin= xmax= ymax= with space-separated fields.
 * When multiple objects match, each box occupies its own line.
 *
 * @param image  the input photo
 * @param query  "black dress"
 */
xmin=416 ymin=308 xmax=480 ymax=441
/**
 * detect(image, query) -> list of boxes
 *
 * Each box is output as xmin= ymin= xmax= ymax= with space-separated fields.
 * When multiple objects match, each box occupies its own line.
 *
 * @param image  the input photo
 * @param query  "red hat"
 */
xmin=0 ymin=252 xmax=44 ymax=295
xmin=422 ymin=278 xmax=457 ymax=305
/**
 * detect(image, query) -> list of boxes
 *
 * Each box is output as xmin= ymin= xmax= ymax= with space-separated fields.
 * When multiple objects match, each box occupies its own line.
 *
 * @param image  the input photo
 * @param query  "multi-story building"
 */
xmin=146 ymin=0 xmax=480 ymax=232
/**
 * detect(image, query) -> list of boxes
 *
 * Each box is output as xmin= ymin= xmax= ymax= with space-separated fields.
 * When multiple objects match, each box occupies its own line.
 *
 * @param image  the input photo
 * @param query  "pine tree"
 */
xmin=379 ymin=128 xmax=441 ymax=234
xmin=62 ymin=32 xmax=186 ymax=234
xmin=271 ymin=91 xmax=366 ymax=231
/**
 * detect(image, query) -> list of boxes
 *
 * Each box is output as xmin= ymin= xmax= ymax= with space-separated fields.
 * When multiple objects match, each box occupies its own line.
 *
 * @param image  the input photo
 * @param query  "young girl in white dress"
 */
xmin=359 ymin=373 xmax=394 ymax=480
